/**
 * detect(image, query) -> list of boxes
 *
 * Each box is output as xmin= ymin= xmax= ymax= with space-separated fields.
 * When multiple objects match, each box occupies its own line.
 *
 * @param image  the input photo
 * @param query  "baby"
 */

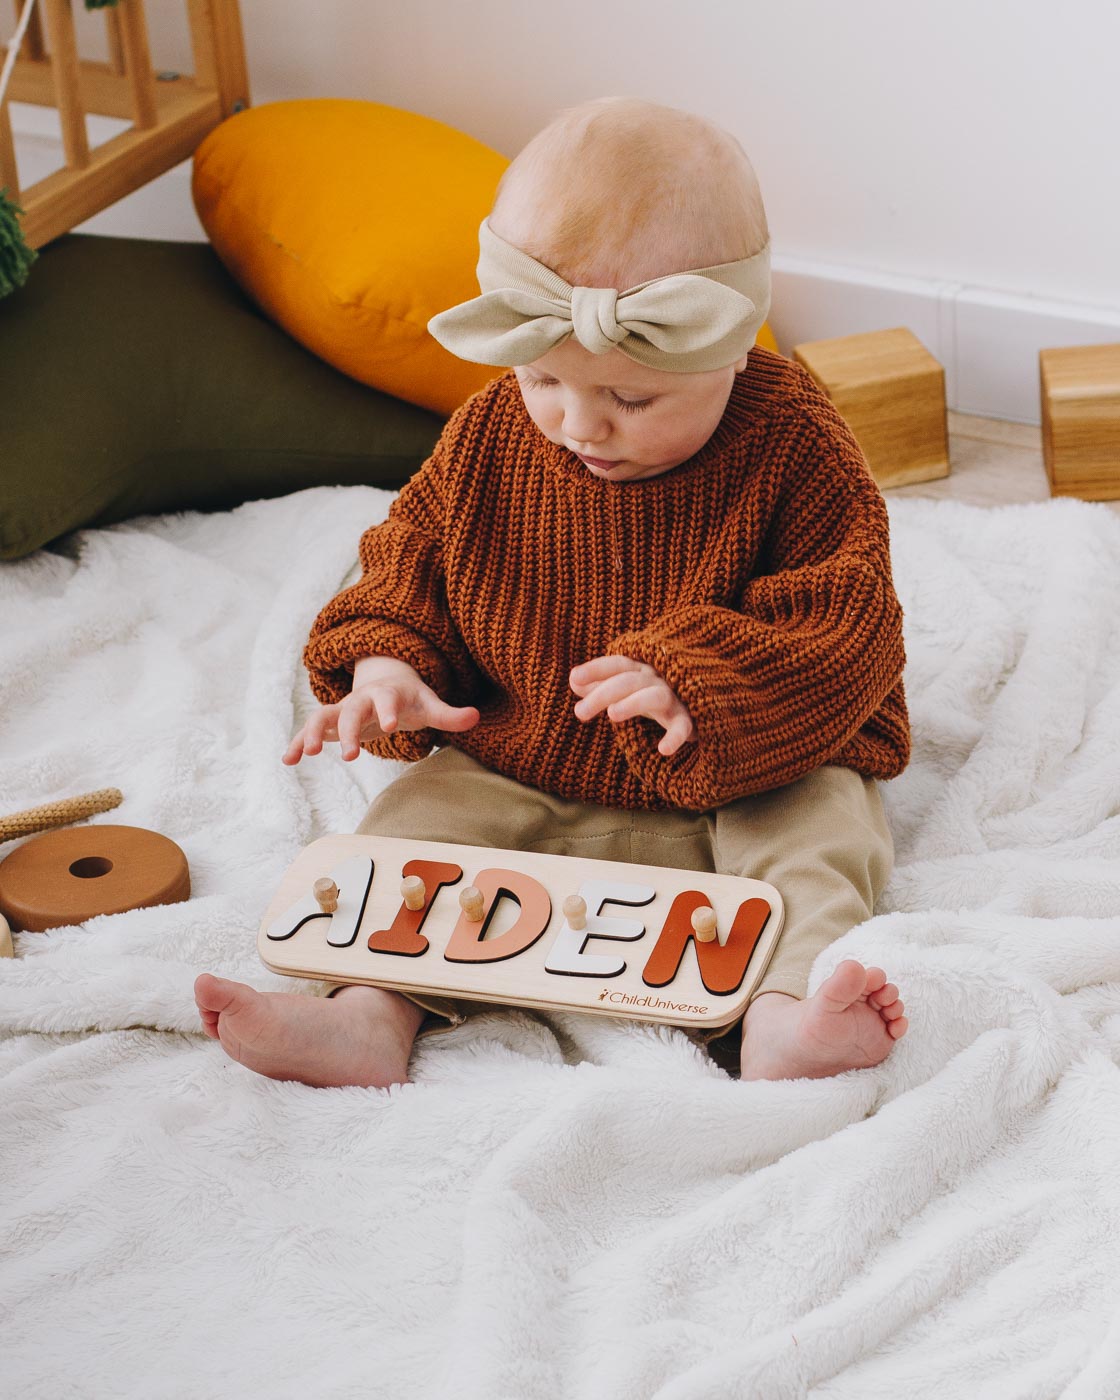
xmin=196 ymin=97 xmax=911 ymax=1087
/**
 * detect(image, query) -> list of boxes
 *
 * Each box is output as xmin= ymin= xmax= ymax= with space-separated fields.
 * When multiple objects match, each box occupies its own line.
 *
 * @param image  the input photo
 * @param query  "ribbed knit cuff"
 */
xmin=304 ymin=619 xmax=457 ymax=708
xmin=361 ymin=729 xmax=435 ymax=764
xmin=302 ymin=619 xmax=455 ymax=765
xmin=606 ymin=632 xmax=762 ymax=811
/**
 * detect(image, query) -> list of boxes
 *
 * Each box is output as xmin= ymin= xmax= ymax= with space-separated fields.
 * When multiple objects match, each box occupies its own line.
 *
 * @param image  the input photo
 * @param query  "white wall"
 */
xmin=240 ymin=0 xmax=1120 ymax=311
xmin=11 ymin=0 xmax=1120 ymax=420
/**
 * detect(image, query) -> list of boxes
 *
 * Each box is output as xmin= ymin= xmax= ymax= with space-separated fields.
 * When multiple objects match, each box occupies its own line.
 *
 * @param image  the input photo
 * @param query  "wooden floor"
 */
xmin=889 ymin=413 xmax=1120 ymax=516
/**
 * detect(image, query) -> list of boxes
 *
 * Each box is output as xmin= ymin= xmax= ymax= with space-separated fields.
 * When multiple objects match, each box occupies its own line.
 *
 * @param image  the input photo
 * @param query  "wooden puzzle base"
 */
xmin=259 ymin=835 xmax=785 ymax=1030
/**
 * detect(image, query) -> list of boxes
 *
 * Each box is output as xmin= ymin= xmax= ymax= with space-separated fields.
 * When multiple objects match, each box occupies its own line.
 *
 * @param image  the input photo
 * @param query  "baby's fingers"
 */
xmin=606 ymin=684 xmax=676 ymax=727
xmin=574 ymin=671 xmax=646 ymax=721
xmin=602 ymin=685 xmax=695 ymax=755
xmin=570 ymin=654 xmax=640 ymax=697
xmin=281 ymin=730 xmax=307 ymax=766
xmin=338 ymin=691 xmax=379 ymax=760
xmin=657 ymin=713 xmax=696 ymax=757
xmin=282 ymin=705 xmax=341 ymax=764
xmin=301 ymin=704 xmax=339 ymax=756
xmin=422 ymin=696 xmax=480 ymax=733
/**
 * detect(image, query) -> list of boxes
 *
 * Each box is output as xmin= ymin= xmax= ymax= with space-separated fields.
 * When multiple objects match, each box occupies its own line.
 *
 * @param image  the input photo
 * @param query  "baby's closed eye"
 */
xmin=518 ymin=372 xmax=655 ymax=413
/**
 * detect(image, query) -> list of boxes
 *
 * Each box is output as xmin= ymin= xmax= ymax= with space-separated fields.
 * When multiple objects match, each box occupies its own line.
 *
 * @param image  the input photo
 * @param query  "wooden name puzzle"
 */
xmin=259 ymin=835 xmax=784 ymax=1030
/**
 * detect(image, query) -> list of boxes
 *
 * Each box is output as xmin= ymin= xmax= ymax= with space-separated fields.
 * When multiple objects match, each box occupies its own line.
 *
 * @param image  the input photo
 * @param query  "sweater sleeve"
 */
xmin=607 ymin=416 xmax=907 ymax=810
xmin=302 ymin=442 xmax=479 ymax=762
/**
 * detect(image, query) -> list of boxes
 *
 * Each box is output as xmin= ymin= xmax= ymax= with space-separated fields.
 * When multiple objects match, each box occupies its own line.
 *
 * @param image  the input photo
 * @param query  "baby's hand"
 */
xmin=570 ymin=654 xmax=696 ymax=757
xmin=283 ymin=656 xmax=479 ymax=765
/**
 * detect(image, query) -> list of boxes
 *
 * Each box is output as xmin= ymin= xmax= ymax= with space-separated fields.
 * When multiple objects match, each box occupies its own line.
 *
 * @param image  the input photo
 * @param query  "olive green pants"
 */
xmin=340 ymin=747 xmax=893 ymax=1050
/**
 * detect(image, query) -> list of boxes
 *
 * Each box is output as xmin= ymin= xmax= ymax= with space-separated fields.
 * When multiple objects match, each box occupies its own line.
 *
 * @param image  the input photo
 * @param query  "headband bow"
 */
xmin=428 ymin=220 xmax=771 ymax=374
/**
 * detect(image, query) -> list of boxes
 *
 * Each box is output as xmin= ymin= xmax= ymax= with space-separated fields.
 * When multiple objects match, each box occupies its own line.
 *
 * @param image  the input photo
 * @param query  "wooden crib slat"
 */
xmin=42 ymin=0 xmax=91 ymax=170
xmin=0 ymin=101 xmax=19 ymax=199
xmin=104 ymin=6 xmax=126 ymax=75
xmin=13 ymin=0 xmax=47 ymax=61
xmin=114 ymin=0 xmax=158 ymax=130
xmin=186 ymin=0 xmax=249 ymax=117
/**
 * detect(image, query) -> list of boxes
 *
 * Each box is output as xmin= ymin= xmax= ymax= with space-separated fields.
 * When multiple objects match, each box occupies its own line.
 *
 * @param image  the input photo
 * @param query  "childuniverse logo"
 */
xmin=597 ymin=989 xmax=709 ymax=1016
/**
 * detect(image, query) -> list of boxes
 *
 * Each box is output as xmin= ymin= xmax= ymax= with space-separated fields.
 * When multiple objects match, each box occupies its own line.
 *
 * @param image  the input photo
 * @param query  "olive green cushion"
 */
xmin=0 ymin=234 xmax=446 ymax=560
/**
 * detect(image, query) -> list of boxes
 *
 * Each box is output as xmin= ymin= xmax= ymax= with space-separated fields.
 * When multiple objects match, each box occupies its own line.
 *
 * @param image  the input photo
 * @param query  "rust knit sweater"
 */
xmin=304 ymin=347 xmax=910 ymax=812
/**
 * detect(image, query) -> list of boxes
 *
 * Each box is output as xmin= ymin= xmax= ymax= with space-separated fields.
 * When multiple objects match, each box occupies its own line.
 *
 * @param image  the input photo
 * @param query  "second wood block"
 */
xmin=793 ymin=327 xmax=951 ymax=490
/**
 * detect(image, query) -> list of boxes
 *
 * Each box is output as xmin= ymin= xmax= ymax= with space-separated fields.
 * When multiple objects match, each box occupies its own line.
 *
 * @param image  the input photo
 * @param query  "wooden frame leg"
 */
xmin=13 ymin=0 xmax=46 ymax=60
xmin=42 ymin=0 xmax=91 ymax=169
xmin=186 ymin=0 xmax=250 ymax=117
xmin=0 ymin=102 xmax=18 ymax=198
xmin=115 ymin=0 xmax=158 ymax=130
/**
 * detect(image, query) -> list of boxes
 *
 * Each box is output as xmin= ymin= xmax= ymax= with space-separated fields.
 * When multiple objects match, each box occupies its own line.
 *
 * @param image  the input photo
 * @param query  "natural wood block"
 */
xmin=1040 ymin=344 xmax=1120 ymax=501
xmin=793 ymin=327 xmax=950 ymax=489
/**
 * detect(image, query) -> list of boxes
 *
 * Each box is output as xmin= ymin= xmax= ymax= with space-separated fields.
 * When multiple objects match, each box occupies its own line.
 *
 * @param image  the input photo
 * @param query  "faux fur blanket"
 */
xmin=2 ymin=488 xmax=1119 ymax=1399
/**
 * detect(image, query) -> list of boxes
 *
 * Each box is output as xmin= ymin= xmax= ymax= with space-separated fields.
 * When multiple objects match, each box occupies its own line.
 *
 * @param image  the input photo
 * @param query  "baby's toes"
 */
xmin=878 ymin=997 xmax=905 ymax=1024
xmin=863 ymin=966 xmax=888 ymax=997
xmin=886 ymin=1015 xmax=909 ymax=1040
xmin=869 ymin=982 xmax=898 ymax=1009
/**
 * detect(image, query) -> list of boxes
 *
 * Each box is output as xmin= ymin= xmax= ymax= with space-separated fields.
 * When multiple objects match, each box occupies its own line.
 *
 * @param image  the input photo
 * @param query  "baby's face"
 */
xmin=514 ymin=340 xmax=747 ymax=483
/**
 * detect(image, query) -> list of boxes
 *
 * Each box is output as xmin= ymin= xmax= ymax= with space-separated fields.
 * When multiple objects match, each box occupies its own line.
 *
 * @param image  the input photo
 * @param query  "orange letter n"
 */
xmin=641 ymin=891 xmax=771 ymax=996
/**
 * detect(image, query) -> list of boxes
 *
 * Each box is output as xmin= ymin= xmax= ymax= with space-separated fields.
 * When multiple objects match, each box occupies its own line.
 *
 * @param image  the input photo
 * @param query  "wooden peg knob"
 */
xmin=314 ymin=878 xmax=339 ymax=914
xmin=459 ymin=886 xmax=485 ymax=922
xmin=563 ymin=894 xmax=587 ymax=930
xmin=691 ymin=906 xmax=717 ymax=942
xmin=401 ymin=875 xmax=427 ymax=911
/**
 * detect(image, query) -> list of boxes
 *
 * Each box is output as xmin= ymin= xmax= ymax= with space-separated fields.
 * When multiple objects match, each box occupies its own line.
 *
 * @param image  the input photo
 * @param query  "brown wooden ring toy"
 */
xmin=0 ymin=825 xmax=190 ymax=932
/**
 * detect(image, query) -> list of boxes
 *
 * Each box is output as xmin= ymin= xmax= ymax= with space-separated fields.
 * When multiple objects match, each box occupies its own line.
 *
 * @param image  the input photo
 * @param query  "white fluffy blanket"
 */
xmin=2 ymin=488 xmax=1120 ymax=1400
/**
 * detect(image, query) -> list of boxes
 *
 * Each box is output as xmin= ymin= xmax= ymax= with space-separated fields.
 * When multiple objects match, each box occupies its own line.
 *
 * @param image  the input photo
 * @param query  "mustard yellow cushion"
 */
xmin=192 ymin=100 xmax=508 ymax=417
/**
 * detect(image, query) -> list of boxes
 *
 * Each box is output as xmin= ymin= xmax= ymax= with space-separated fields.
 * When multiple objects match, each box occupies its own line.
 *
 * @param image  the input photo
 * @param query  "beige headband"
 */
xmin=428 ymin=220 xmax=771 ymax=373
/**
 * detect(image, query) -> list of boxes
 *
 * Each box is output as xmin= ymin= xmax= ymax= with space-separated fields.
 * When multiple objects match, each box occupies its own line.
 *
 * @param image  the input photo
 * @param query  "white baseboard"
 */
xmin=12 ymin=106 xmax=1120 ymax=424
xmin=770 ymin=254 xmax=1120 ymax=425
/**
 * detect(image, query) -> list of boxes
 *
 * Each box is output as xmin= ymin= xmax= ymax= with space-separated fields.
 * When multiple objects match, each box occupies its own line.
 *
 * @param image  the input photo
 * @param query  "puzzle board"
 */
xmin=259 ymin=835 xmax=784 ymax=1030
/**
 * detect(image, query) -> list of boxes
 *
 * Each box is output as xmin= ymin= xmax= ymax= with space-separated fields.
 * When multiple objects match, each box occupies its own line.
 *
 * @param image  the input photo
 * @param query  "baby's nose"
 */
xmin=564 ymin=407 xmax=611 ymax=447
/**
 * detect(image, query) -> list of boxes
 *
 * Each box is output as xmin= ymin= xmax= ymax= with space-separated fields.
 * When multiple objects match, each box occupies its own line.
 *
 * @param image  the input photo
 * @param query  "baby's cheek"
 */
xmin=526 ymin=403 xmax=561 ymax=444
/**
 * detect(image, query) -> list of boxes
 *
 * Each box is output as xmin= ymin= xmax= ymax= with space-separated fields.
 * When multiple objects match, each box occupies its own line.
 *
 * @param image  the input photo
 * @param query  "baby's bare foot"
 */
xmin=194 ymin=974 xmax=425 ymax=1089
xmin=739 ymin=960 xmax=908 ymax=1082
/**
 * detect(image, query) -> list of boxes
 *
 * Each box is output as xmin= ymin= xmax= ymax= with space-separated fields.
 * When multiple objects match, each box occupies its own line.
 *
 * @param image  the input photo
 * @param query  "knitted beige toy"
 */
xmin=0 ymin=788 xmax=123 ymax=845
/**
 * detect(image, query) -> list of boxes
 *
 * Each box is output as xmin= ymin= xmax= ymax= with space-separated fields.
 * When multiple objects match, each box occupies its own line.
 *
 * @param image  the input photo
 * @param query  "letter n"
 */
xmin=641 ymin=891 xmax=771 ymax=996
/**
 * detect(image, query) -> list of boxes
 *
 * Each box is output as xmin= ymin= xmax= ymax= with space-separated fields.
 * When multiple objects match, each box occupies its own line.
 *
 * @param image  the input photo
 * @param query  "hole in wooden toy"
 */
xmin=69 ymin=856 xmax=114 ymax=879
